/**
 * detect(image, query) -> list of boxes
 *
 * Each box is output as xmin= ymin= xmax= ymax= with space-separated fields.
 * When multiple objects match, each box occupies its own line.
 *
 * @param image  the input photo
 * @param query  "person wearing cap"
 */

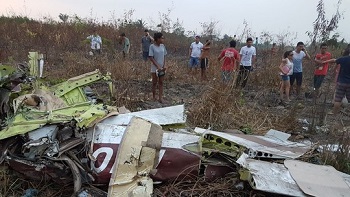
xmin=119 ymin=33 xmax=130 ymax=58
xmin=141 ymin=29 xmax=154 ymax=62
xmin=189 ymin=35 xmax=203 ymax=76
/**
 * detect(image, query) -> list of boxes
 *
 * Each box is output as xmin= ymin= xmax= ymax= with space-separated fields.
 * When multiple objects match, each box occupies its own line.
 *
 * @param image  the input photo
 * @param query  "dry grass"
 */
xmin=153 ymin=173 xmax=249 ymax=197
xmin=1 ymin=15 xmax=350 ymax=196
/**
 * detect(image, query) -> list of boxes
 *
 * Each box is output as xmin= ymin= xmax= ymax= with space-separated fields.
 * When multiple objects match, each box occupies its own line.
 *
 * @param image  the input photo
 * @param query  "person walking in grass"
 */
xmin=236 ymin=37 xmax=256 ymax=88
xmin=86 ymin=30 xmax=102 ymax=55
xmin=313 ymin=43 xmax=332 ymax=97
xmin=279 ymin=51 xmax=294 ymax=103
xmin=323 ymin=48 xmax=350 ymax=115
xmin=218 ymin=40 xmax=240 ymax=85
xmin=149 ymin=32 xmax=167 ymax=103
xmin=200 ymin=40 xmax=211 ymax=81
xmin=189 ymin=35 xmax=203 ymax=78
xmin=141 ymin=29 xmax=154 ymax=63
xmin=290 ymin=41 xmax=311 ymax=99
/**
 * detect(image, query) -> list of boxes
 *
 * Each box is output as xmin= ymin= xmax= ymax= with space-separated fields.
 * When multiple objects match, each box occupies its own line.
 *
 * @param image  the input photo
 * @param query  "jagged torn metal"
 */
xmin=194 ymin=127 xmax=310 ymax=159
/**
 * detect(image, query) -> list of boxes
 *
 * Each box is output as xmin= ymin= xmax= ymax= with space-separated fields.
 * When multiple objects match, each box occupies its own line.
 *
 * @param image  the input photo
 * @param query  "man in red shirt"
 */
xmin=314 ymin=43 xmax=332 ymax=96
xmin=218 ymin=40 xmax=240 ymax=84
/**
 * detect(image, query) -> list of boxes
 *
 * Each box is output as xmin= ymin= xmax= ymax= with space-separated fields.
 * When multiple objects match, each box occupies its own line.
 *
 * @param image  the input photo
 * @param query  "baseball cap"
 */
xmin=144 ymin=29 xmax=149 ymax=32
xmin=195 ymin=35 xmax=200 ymax=38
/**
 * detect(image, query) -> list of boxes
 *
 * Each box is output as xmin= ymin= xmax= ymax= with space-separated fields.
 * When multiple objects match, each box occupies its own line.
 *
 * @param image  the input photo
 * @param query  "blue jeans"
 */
xmin=189 ymin=57 xmax=200 ymax=68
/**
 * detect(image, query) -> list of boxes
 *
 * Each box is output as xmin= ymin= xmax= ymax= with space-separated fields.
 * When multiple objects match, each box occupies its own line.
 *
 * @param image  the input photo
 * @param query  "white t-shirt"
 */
xmin=292 ymin=51 xmax=306 ymax=73
xmin=87 ymin=35 xmax=102 ymax=50
xmin=239 ymin=46 xmax=256 ymax=66
xmin=190 ymin=42 xmax=203 ymax=58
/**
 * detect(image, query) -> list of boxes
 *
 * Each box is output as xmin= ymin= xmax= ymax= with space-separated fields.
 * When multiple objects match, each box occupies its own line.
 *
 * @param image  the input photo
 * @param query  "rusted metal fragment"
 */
xmin=107 ymin=117 xmax=163 ymax=197
xmin=195 ymin=127 xmax=310 ymax=159
xmin=284 ymin=160 xmax=350 ymax=197
xmin=237 ymin=154 xmax=306 ymax=197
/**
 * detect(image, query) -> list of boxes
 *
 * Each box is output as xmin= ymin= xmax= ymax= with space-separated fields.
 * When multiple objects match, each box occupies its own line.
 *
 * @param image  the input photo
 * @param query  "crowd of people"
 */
xmin=86 ymin=29 xmax=350 ymax=114
xmin=278 ymin=42 xmax=350 ymax=115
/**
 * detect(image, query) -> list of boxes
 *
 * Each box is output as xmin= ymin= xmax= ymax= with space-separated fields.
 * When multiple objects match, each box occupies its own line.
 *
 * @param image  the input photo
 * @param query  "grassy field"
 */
xmin=0 ymin=16 xmax=349 ymax=196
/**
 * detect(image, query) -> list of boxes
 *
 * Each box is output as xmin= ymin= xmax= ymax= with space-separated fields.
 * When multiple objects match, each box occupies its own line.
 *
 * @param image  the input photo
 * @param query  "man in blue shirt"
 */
xmin=323 ymin=49 xmax=350 ymax=114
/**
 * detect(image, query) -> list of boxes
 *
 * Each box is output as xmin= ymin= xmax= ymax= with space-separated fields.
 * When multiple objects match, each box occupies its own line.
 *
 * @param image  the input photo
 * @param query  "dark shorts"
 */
xmin=313 ymin=75 xmax=325 ymax=89
xmin=189 ymin=57 xmax=200 ymax=68
xmin=200 ymin=58 xmax=208 ymax=69
xmin=334 ymin=82 xmax=350 ymax=102
xmin=290 ymin=72 xmax=303 ymax=86
xmin=281 ymin=75 xmax=290 ymax=81
xmin=142 ymin=51 xmax=149 ymax=61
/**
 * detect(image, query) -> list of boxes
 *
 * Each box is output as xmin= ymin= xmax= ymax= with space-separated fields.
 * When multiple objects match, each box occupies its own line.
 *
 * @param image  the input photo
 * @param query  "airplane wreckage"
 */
xmin=0 ymin=52 xmax=350 ymax=197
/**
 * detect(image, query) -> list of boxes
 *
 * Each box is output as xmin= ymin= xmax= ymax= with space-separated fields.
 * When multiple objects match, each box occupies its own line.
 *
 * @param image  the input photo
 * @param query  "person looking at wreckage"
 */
xmin=149 ymin=32 xmax=167 ymax=103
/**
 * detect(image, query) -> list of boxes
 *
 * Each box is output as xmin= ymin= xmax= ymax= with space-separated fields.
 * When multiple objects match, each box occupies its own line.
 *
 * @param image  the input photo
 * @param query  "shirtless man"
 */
xmin=200 ymin=40 xmax=211 ymax=81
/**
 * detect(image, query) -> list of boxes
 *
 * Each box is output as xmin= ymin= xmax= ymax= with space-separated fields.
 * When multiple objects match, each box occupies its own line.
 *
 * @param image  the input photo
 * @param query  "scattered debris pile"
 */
xmin=0 ymin=52 xmax=349 ymax=197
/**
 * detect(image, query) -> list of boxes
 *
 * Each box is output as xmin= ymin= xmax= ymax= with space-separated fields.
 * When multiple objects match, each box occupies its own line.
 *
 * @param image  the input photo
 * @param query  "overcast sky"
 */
xmin=1 ymin=0 xmax=349 ymax=44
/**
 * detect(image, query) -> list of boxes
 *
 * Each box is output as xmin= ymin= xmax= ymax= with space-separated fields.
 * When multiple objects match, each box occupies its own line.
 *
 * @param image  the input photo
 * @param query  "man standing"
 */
xmin=86 ymin=30 xmax=102 ymax=55
xmin=189 ymin=35 xmax=203 ymax=76
xmin=290 ymin=41 xmax=311 ymax=99
xmin=323 ymin=49 xmax=350 ymax=114
xmin=236 ymin=37 xmax=256 ymax=88
xmin=120 ymin=33 xmax=130 ymax=58
xmin=200 ymin=40 xmax=211 ymax=81
xmin=149 ymin=32 xmax=167 ymax=103
xmin=141 ymin=29 xmax=153 ymax=62
xmin=313 ymin=43 xmax=332 ymax=97
xmin=218 ymin=40 xmax=239 ymax=84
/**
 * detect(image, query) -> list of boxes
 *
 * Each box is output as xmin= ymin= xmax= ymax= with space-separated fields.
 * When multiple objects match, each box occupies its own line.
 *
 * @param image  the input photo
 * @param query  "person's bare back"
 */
xmin=200 ymin=40 xmax=211 ymax=59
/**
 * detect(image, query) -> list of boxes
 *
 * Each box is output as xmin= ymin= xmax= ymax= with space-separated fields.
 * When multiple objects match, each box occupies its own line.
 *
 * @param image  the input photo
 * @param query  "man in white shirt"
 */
xmin=236 ymin=37 xmax=256 ymax=88
xmin=189 ymin=35 xmax=203 ymax=76
xmin=86 ymin=30 xmax=102 ymax=55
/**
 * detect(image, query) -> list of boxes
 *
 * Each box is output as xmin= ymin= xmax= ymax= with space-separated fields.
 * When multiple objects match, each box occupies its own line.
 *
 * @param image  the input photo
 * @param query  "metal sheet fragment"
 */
xmin=194 ymin=127 xmax=310 ymax=159
xmin=237 ymin=154 xmax=306 ymax=197
xmin=107 ymin=117 xmax=163 ymax=197
xmin=284 ymin=160 xmax=350 ymax=197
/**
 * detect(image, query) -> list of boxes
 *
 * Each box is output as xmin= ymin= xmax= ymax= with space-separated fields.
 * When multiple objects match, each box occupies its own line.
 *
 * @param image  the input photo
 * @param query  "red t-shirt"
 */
xmin=218 ymin=48 xmax=239 ymax=71
xmin=314 ymin=52 xmax=331 ymax=75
